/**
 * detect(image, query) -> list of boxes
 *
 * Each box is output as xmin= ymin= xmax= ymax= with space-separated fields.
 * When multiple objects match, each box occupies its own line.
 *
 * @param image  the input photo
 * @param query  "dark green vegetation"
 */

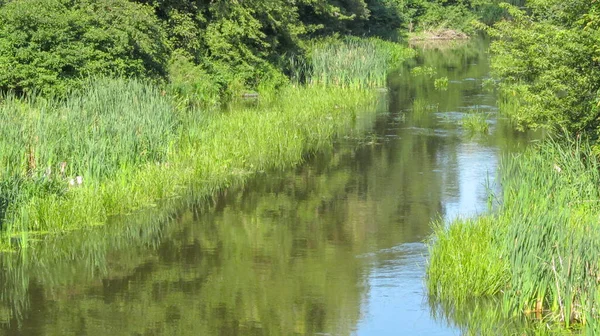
xmin=488 ymin=1 xmax=600 ymax=133
xmin=427 ymin=1 xmax=600 ymax=333
xmin=0 ymin=0 xmax=514 ymax=95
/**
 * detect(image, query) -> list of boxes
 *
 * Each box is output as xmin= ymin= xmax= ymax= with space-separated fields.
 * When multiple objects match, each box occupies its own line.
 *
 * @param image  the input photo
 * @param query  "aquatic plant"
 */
xmin=427 ymin=136 xmax=600 ymax=332
xmin=304 ymin=37 xmax=415 ymax=88
xmin=462 ymin=112 xmax=489 ymax=134
xmin=434 ymin=76 xmax=449 ymax=91
xmin=411 ymin=66 xmax=437 ymax=77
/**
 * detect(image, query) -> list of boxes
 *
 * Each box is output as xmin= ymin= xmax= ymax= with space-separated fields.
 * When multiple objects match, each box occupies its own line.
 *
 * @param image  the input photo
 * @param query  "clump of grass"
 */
xmin=427 ymin=216 xmax=509 ymax=304
xmin=427 ymin=136 xmax=600 ymax=332
xmin=434 ymin=76 xmax=449 ymax=91
xmin=462 ymin=113 xmax=489 ymax=134
xmin=411 ymin=66 xmax=437 ymax=77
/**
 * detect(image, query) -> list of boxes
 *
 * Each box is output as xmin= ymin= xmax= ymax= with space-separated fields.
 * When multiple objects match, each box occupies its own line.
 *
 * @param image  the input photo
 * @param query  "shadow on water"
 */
xmin=0 ymin=37 xmax=540 ymax=335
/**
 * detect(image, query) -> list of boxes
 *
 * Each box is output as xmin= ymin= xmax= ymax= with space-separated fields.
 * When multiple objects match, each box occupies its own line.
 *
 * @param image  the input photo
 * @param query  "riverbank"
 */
xmin=427 ymin=136 xmax=600 ymax=333
xmin=0 ymin=39 xmax=415 ymax=251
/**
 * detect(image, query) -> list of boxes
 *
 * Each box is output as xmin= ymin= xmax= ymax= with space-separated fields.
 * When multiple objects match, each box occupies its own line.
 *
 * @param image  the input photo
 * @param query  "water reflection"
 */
xmin=0 ymin=38 xmax=535 ymax=335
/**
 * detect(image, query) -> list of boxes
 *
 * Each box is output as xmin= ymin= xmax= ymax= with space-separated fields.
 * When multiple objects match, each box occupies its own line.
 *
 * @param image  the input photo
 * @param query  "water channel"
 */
xmin=0 ymin=38 xmax=536 ymax=335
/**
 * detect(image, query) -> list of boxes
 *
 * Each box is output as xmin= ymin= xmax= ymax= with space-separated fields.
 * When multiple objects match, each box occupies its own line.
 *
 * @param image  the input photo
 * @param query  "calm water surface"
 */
xmin=0 ymin=39 xmax=535 ymax=335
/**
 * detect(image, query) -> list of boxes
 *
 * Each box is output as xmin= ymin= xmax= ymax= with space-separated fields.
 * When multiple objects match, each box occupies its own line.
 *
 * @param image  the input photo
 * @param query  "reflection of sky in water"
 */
xmin=355 ymin=244 xmax=460 ymax=335
xmin=442 ymin=143 xmax=498 ymax=221
xmin=354 ymin=39 xmax=521 ymax=335
xmin=354 ymin=139 xmax=497 ymax=336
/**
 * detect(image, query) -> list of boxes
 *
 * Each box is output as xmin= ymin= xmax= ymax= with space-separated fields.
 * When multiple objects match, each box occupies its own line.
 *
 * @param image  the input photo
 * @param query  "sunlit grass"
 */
xmin=0 ymin=80 xmax=378 ymax=249
xmin=427 ymin=136 xmax=600 ymax=332
xmin=434 ymin=76 xmax=449 ymax=91
xmin=427 ymin=216 xmax=509 ymax=303
xmin=299 ymin=37 xmax=416 ymax=88
xmin=0 ymin=37 xmax=415 ymax=251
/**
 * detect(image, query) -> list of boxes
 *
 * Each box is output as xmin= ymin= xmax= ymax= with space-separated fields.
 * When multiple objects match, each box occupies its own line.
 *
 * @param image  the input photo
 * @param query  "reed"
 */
xmin=462 ymin=112 xmax=490 ymax=134
xmin=301 ymin=37 xmax=415 ymax=88
xmin=0 ymin=79 xmax=378 ymax=249
xmin=427 ymin=216 xmax=509 ymax=304
xmin=427 ymin=135 xmax=600 ymax=332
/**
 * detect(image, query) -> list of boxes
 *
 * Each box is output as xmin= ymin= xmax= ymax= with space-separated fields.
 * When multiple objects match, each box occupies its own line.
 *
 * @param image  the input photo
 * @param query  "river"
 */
xmin=0 ymin=38 xmax=535 ymax=335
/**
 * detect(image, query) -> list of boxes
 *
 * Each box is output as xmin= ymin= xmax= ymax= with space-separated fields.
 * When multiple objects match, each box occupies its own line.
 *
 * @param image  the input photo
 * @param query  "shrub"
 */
xmin=0 ymin=0 xmax=170 ymax=95
xmin=489 ymin=3 xmax=600 ymax=133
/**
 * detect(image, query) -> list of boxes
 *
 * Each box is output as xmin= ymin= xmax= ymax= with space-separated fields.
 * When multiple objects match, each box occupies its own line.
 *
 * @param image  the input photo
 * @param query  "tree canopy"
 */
xmin=488 ymin=1 xmax=600 ymax=133
xmin=0 ymin=0 xmax=508 ymax=94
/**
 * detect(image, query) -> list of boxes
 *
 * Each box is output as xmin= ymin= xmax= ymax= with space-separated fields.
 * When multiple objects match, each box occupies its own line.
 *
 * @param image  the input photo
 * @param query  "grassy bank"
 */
xmin=427 ymin=137 xmax=600 ymax=332
xmin=0 ymin=39 xmax=414 ymax=251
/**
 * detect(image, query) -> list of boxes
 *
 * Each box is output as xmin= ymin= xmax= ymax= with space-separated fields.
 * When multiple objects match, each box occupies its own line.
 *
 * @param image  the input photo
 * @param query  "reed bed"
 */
xmin=303 ymin=37 xmax=415 ymax=88
xmin=427 ymin=136 xmax=600 ymax=332
xmin=0 ymin=78 xmax=376 ymax=249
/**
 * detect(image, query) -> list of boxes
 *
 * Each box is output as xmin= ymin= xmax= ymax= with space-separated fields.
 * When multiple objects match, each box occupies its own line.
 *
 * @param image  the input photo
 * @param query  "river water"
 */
xmin=0 ymin=39 xmax=535 ymax=335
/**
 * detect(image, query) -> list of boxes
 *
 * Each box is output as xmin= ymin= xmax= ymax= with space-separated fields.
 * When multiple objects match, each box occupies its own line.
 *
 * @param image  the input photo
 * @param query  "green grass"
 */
xmin=462 ymin=112 xmax=490 ymax=134
xmin=427 ymin=216 xmax=509 ymax=304
xmin=301 ymin=37 xmax=416 ymax=88
xmin=434 ymin=76 xmax=449 ymax=91
xmin=0 ymin=79 xmax=380 ymax=250
xmin=0 ymin=37 xmax=413 ymax=250
xmin=427 ymin=136 xmax=600 ymax=332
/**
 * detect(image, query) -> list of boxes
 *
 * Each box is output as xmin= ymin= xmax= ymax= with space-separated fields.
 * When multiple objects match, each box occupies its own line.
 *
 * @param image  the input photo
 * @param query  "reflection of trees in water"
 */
xmin=0 ymin=119 xmax=451 ymax=335
xmin=0 ymin=149 xmax=364 ymax=335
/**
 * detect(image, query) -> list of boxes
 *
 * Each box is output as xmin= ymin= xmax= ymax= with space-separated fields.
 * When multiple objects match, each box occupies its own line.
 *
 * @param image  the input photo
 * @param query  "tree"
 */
xmin=0 ymin=0 xmax=170 ymax=95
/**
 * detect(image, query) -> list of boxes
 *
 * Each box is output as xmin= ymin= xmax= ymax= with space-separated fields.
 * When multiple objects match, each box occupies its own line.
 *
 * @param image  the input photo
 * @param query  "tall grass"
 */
xmin=462 ymin=112 xmax=490 ymax=134
xmin=427 ymin=216 xmax=509 ymax=304
xmin=0 ymin=78 xmax=176 ymax=231
xmin=427 ymin=136 xmax=600 ymax=332
xmin=0 ymin=36 xmax=413 ymax=250
xmin=0 ymin=79 xmax=377 ymax=248
xmin=301 ymin=37 xmax=416 ymax=88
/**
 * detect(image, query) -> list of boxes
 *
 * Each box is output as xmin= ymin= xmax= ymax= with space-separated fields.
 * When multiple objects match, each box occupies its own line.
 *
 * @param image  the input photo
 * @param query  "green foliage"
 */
xmin=416 ymin=1 xmax=479 ymax=33
xmin=167 ymin=51 xmax=221 ymax=109
xmin=303 ymin=37 xmax=416 ymax=88
xmin=411 ymin=66 xmax=437 ymax=77
xmin=0 ymin=0 xmax=170 ymax=95
xmin=434 ymin=76 xmax=449 ymax=90
xmin=0 ymin=0 xmax=503 ymax=96
xmin=489 ymin=3 xmax=600 ymax=133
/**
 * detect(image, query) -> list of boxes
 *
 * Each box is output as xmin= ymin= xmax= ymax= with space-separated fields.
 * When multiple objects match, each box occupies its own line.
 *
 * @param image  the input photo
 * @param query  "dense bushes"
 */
xmin=0 ymin=0 xmax=507 ymax=96
xmin=489 ymin=2 xmax=600 ymax=134
xmin=0 ymin=0 xmax=170 ymax=95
